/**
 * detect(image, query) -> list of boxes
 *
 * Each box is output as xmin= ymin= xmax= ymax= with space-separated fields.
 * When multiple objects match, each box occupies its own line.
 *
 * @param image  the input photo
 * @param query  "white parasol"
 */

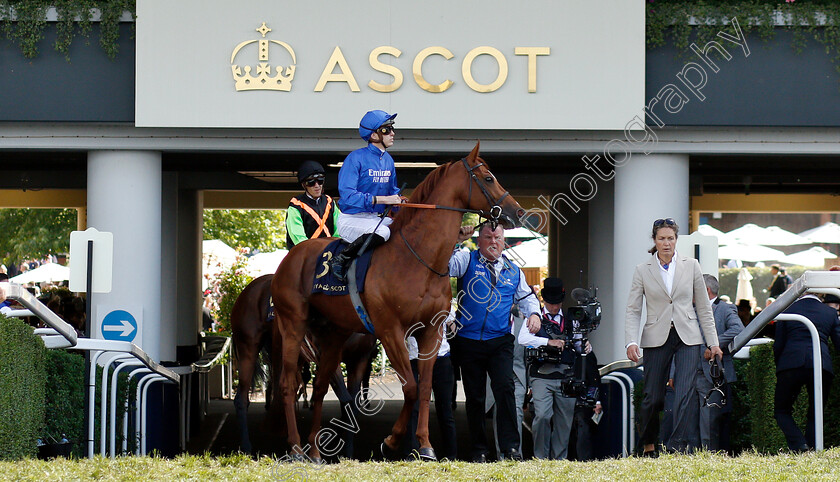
xmin=799 ymin=222 xmax=840 ymax=244
xmin=718 ymin=243 xmax=785 ymax=263
xmin=697 ymin=224 xmax=734 ymax=245
xmin=503 ymin=237 xmax=548 ymax=268
xmin=725 ymin=224 xmax=809 ymax=246
xmin=782 ymin=246 xmax=838 ymax=267
xmin=10 ymin=263 xmax=70 ymax=284
xmin=725 ymin=224 xmax=768 ymax=245
xmin=246 ymin=249 xmax=289 ymax=277
xmin=472 ymin=227 xmax=544 ymax=239
xmin=762 ymin=226 xmax=811 ymax=246
xmin=202 ymin=240 xmax=239 ymax=288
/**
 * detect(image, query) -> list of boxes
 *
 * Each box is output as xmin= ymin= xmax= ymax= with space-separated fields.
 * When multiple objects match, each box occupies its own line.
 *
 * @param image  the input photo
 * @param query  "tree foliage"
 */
xmin=202 ymin=209 xmax=287 ymax=252
xmin=0 ymin=208 xmax=77 ymax=266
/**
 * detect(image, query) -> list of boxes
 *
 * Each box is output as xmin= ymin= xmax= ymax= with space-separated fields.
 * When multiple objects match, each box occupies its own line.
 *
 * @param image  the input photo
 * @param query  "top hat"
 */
xmin=824 ymin=294 xmax=840 ymax=304
xmin=541 ymin=277 xmax=565 ymax=304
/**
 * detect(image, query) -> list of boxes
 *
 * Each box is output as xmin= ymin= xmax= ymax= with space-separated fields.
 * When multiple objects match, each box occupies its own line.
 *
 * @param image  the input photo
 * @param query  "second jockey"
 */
xmin=330 ymin=109 xmax=403 ymax=282
xmin=285 ymin=160 xmax=341 ymax=248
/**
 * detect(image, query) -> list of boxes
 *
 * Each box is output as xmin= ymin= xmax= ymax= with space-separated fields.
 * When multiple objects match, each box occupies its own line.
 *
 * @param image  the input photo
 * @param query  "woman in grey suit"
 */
xmin=624 ymin=218 xmax=723 ymax=455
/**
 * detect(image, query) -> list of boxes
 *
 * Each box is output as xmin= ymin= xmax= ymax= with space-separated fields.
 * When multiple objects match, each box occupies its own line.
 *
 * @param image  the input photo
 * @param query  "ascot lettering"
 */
xmin=314 ymin=45 xmax=550 ymax=93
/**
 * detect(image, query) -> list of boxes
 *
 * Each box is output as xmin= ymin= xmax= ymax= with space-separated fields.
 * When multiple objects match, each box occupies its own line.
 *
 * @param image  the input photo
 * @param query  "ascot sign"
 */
xmin=232 ymin=22 xmax=549 ymax=94
xmin=136 ymin=0 xmax=643 ymax=130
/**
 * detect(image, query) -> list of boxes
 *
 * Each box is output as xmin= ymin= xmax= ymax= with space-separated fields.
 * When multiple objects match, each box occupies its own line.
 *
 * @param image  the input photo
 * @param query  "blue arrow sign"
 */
xmin=101 ymin=310 xmax=137 ymax=342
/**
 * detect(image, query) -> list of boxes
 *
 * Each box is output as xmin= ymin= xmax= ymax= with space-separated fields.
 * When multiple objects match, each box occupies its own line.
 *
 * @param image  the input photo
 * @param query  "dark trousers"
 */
xmin=405 ymin=356 xmax=458 ymax=460
xmin=432 ymin=355 xmax=457 ymax=460
xmin=571 ymin=405 xmax=596 ymax=461
xmin=775 ymin=367 xmax=834 ymax=450
xmin=638 ymin=327 xmax=701 ymax=451
xmin=452 ymin=334 xmax=519 ymax=458
xmin=403 ymin=359 xmax=421 ymax=457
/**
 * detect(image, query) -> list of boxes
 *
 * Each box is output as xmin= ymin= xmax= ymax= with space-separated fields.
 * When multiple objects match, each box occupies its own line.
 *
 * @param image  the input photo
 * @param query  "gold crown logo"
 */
xmin=231 ymin=22 xmax=296 ymax=92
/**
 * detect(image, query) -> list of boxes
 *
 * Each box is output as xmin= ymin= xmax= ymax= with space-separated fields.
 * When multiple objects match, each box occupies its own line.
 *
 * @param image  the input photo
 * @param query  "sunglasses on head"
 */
xmin=378 ymin=125 xmax=394 ymax=135
xmin=304 ymin=177 xmax=324 ymax=187
xmin=653 ymin=218 xmax=676 ymax=227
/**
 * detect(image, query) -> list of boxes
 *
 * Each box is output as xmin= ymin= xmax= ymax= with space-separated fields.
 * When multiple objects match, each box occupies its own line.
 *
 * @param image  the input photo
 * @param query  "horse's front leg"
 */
xmin=378 ymin=328 xmax=417 ymax=459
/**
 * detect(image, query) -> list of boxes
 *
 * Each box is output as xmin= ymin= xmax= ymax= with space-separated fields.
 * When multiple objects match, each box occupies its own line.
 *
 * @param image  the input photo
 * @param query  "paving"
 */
xmin=186 ymin=377 xmax=536 ymax=462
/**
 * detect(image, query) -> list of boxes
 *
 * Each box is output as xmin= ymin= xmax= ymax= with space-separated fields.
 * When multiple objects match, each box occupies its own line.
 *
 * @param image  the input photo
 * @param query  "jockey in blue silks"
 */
xmin=330 ymin=110 xmax=403 ymax=282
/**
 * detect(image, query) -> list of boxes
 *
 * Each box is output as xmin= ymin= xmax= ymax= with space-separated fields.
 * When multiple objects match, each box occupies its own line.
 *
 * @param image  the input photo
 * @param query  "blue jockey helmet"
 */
xmin=358 ymin=110 xmax=397 ymax=141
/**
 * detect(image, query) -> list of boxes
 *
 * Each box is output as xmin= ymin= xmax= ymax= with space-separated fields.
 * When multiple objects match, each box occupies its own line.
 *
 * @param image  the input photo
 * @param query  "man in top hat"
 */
xmin=285 ymin=161 xmax=341 ymax=248
xmin=518 ymin=277 xmax=591 ymax=459
xmin=823 ymin=293 xmax=840 ymax=315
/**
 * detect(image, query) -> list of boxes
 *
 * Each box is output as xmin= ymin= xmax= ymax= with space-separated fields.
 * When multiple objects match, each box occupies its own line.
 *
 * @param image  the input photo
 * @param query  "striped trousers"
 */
xmin=638 ymin=326 xmax=701 ymax=452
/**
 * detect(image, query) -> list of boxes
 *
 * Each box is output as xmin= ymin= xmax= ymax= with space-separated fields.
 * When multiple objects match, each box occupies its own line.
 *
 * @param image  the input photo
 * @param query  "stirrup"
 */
xmin=330 ymin=255 xmax=350 ymax=282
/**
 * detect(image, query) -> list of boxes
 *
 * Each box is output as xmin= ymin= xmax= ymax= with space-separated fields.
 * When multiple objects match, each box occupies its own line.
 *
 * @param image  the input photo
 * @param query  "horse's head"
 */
xmin=461 ymin=142 xmax=525 ymax=229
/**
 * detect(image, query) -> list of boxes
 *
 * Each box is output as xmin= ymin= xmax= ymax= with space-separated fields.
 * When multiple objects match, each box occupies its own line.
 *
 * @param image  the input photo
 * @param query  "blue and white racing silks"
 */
xmin=337 ymin=144 xmax=400 ymax=214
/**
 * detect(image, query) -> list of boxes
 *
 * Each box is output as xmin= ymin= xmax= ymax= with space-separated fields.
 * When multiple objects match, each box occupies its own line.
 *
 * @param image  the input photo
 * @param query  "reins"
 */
xmin=397 ymin=157 xmax=509 ymax=277
xmin=399 ymin=202 xmax=487 ymax=216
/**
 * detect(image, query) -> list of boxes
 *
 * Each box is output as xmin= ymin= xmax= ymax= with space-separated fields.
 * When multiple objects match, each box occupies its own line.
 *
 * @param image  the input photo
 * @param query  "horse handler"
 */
xmin=449 ymin=221 xmax=540 ymax=462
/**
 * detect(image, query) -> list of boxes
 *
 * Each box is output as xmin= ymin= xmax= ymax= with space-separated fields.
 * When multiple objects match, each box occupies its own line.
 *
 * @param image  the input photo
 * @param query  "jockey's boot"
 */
xmin=330 ymin=233 xmax=386 ymax=283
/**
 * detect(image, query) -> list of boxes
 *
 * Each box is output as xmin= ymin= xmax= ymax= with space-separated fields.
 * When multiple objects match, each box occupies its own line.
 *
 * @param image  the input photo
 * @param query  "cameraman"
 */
xmin=518 ymin=278 xmax=591 ymax=459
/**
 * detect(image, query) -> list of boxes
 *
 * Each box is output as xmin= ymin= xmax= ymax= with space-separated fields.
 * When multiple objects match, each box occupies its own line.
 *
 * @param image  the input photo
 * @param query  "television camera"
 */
xmin=524 ymin=287 xmax=601 ymax=406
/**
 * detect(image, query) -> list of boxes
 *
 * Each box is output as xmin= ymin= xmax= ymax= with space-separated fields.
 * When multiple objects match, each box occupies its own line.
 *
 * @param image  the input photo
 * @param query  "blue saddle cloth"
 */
xmin=311 ymin=239 xmax=374 ymax=296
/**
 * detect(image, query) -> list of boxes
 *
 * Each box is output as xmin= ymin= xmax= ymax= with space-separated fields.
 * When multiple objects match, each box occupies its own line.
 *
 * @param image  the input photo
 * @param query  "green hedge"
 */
xmin=0 ymin=314 xmax=47 ymax=460
xmin=43 ymin=350 xmax=85 ymax=457
xmin=631 ymin=341 xmax=840 ymax=453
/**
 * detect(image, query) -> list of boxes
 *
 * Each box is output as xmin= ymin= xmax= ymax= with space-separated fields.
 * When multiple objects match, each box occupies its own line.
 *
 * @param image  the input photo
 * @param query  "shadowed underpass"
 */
xmin=189 ymin=398 xmax=535 ymax=462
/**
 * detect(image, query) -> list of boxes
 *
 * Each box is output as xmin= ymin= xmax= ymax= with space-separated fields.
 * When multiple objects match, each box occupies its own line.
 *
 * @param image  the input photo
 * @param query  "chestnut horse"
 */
xmin=271 ymin=143 xmax=524 ymax=461
xmin=231 ymin=274 xmax=377 ymax=455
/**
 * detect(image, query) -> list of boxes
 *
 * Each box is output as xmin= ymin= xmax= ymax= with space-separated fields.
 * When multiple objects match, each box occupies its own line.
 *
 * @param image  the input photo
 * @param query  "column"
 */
xmin=87 ymin=150 xmax=162 ymax=361
xmin=176 ymin=189 xmax=203 ymax=363
xmin=159 ymin=173 xmax=178 ymax=362
xmin=591 ymin=154 xmax=689 ymax=363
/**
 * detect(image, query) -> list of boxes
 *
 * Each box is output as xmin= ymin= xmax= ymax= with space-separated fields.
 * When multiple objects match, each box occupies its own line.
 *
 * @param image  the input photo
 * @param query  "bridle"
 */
xmin=461 ymin=157 xmax=510 ymax=226
xmin=400 ymin=157 xmax=512 ymax=277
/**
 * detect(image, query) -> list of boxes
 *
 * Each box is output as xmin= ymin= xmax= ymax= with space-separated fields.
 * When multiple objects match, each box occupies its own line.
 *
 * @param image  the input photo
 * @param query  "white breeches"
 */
xmin=337 ymin=212 xmax=393 ymax=242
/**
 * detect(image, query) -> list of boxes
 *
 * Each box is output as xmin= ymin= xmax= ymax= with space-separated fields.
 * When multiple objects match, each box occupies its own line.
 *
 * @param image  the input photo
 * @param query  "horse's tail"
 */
xmin=230 ymin=325 xmax=272 ymax=393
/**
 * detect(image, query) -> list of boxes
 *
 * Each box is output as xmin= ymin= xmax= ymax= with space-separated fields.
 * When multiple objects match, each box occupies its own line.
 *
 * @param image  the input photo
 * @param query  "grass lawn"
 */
xmin=3 ymin=449 xmax=840 ymax=481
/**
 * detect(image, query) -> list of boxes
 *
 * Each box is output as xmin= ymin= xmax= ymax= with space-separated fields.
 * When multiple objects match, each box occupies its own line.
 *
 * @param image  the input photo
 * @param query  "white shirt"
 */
xmin=518 ymin=307 xmax=563 ymax=347
xmin=626 ymin=251 xmax=678 ymax=350
xmin=656 ymin=251 xmax=676 ymax=295
xmin=406 ymin=314 xmax=453 ymax=360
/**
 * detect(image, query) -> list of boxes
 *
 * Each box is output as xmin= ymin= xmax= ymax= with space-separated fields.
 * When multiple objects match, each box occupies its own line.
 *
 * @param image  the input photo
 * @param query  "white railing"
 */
xmin=599 ymin=359 xmax=640 ymax=457
xmin=729 ymin=271 xmax=840 ymax=452
xmin=3 ymin=282 xmax=182 ymax=457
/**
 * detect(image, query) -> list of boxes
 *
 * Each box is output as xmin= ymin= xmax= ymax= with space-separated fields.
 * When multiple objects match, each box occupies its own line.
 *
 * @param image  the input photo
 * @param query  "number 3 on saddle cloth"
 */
xmin=310 ymin=239 xmax=376 ymax=334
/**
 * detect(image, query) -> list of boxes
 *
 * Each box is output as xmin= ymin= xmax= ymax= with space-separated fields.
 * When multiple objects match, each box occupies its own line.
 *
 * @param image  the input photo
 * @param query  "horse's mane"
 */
xmin=390 ymin=160 xmax=458 ymax=231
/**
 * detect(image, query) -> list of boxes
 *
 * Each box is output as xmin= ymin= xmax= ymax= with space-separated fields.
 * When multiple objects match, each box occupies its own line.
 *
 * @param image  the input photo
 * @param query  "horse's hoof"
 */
xmin=380 ymin=441 xmax=400 ymax=461
xmin=310 ymin=456 xmax=324 ymax=465
xmin=290 ymin=453 xmax=308 ymax=463
xmin=418 ymin=447 xmax=437 ymax=462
